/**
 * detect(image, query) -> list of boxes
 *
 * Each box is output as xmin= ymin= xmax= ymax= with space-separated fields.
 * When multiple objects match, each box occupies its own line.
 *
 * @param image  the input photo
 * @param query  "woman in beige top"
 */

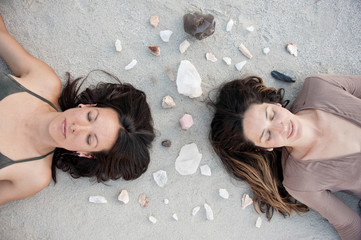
xmin=210 ymin=74 xmax=361 ymax=239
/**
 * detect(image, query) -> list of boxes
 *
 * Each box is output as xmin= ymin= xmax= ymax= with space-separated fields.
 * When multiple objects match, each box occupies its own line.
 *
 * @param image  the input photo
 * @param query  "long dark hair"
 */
xmin=209 ymin=76 xmax=308 ymax=220
xmin=52 ymin=70 xmax=155 ymax=182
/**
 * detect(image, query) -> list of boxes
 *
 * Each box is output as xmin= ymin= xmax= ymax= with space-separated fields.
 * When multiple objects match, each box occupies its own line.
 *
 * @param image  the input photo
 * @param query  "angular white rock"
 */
xmin=204 ymin=203 xmax=214 ymax=221
xmin=219 ymin=189 xmax=229 ymax=199
xmin=263 ymin=47 xmax=270 ymax=55
xmin=256 ymin=216 xmax=262 ymax=228
xmin=175 ymin=143 xmax=202 ymax=175
xmin=176 ymin=60 xmax=202 ymax=98
xmin=150 ymin=16 xmax=159 ymax=27
xmin=286 ymin=43 xmax=298 ymax=57
xmin=125 ymin=59 xmax=137 ymax=70
xmin=222 ymin=57 xmax=232 ymax=65
xmin=226 ymin=19 xmax=234 ymax=32
xmin=118 ymin=190 xmax=129 ymax=204
xmin=246 ymin=26 xmax=255 ymax=32
xmin=200 ymin=164 xmax=211 ymax=176
xmin=149 ymin=216 xmax=157 ymax=224
xmin=235 ymin=60 xmax=247 ymax=71
xmin=160 ymin=30 xmax=173 ymax=42
xmin=115 ymin=39 xmax=122 ymax=52
xmin=179 ymin=40 xmax=190 ymax=53
xmin=89 ymin=196 xmax=107 ymax=203
xmin=179 ymin=114 xmax=194 ymax=130
xmin=241 ymin=193 xmax=253 ymax=209
xmin=153 ymin=170 xmax=167 ymax=187
xmin=239 ymin=43 xmax=253 ymax=59
xmin=163 ymin=199 xmax=169 ymax=204
xmin=206 ymin=52 xmax=217 ymax=62
xmin=192 ymin=206 xmax=200 ymax=216
xmin=172 ymin=213 xmax=179 ymax=221
xmin=162 ymin=95 xmax=176 ymax=109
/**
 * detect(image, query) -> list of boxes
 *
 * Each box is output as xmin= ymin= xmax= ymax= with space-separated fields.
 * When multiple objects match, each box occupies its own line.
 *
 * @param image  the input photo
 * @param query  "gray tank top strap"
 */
xmin=0 ymin=149 xmax=55 ymax=169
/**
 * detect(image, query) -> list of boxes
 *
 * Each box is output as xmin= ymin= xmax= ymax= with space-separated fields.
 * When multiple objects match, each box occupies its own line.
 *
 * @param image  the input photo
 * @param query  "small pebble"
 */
xmin=139 ymin=193 xmax=150 ymax=207
xmin=172 ymin=213 xmax=179 ymax=221
xmin=118 ymin=190 xmax=129 ymax=204
xmin=164 ymin=199 xmax=169 ymax=204
xmin=192 ymin=206 xmax=200 ymax=216
xmin=115 ymin=39 xmax=122 ymax=52
xmin=256 ymin=216 xmax=262 ymax=228
xmin=150 ymin=16 xmax=159 ymax=27
xmin=161 ymin=140 xmax=172 ymax=147
xmin=89 ymin=196 xmax=107 ymax=204
xmin=149 ymin=216 xmax=157 ymax=224
xmin=179 ymin=114 xmax=194 ymax=130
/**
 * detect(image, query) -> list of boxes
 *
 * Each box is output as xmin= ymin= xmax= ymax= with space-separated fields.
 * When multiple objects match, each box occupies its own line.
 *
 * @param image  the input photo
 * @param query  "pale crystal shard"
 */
xmin=153 ymin=170 xmax=168 ymax=187
xmin=263 ymin=47 xmax=270 ymax=55
xmin=255 ymin=216 xmax=262 ymax=228
xmin=150 ymin=16 xmax=159 ymax=27
xmin=219 ymin=189 xmax=229 ymax=199
xmin=165 ymin=67 xmax=176 ymax=81
xmin=89 ymin=196 xmax=107 ymax=203
xmin=246 ymin=26 xmax=255 ymax=32
xmin=226 ymin=19 xmax=234 ymax=32
xmin=238 ymin=43 xmax=253 ymax=59
xmin=192 ymin=206 xmax=200 ymax=216
xmin=148 ymin=46 xmax=160 ymax=56
xmin=222 ymin=57 xmax=232 ymax=65
xmin=200 ymin=164 xmax=211 ymax=176
xmin=179 ymin=114 xmax=194 ymax=130
xmin=235 ymin=60 xmax=247 ymax=71
xmin=176 ymin=60 xmax=202 ymax=98
xmin=125 ymin=59 xmax=137 ymax=70
xmin=206 ymin=52 xmax=217 ymax=62
xmin=204 ymin=203 xmax=214 ymax=220
xmin=241 ymin=193 xmax=253 ymax=209
xmin=162 ymin=95 xmax=176 ymax=109
xmin=160 ymin=30 xmax=173 ymax=42
xmin=115 ymin=39 xmax=122 ymax=52
xmin=172 ymin=213 xmax=179 ymax=221
xmin=175 ymin=143 xmax=202 ymax=175
xmin=139 ymin=193 xmax=150 ymax=207
xmin=149 ymin=216 xmax=157 ymax=224
xmin=286 ymin=43 xmax=298 ymax=56
xmin=118 ymin=190 xmax=129 ymax=204
xmin=164 ymin=199 xmax=169 ymax=204
xmin=179 ymin=40 xmax=190 ymax=53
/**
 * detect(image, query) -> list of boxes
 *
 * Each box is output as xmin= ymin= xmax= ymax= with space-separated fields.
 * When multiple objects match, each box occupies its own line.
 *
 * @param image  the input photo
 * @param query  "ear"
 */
xmin=78 ymin=103 xmax=97 ymax=108
xmin=275 ymin=103 xmax=282 ymax=107
xmin=77 ymin=152 xmax=93 ymax=159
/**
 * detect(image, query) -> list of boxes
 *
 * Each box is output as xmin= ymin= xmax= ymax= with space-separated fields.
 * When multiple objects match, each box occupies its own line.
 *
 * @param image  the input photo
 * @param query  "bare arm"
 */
xmin=287 ymin=188 xmax=361 ymax=240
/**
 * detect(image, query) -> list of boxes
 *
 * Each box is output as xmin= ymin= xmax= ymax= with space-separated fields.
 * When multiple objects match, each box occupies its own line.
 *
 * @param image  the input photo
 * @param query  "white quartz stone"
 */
xmin=175 ymin=143 xmax=202 ymax=175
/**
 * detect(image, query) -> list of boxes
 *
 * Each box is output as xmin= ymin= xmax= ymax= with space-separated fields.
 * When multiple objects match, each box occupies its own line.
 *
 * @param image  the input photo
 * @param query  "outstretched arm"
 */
xmin=286 ymin=188 xmax=361 ymax=240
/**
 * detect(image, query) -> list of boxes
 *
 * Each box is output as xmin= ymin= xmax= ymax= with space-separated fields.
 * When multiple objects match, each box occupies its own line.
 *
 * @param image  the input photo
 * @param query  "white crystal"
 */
xmin=263 ymin=47 xmax=270 ymax=55
xmin=206 ymin=52 xmax=217 ymax=62
xmin=179 ymin=40 xmax=190 ymax=53
xmin=125 ymin=59 xmax=137 ymax=70
xmin=226 ymin=19 xmax=234 ymax=32
xmin=255 ymin=216 xmax=262 ymax=228
xmin=160 ymin=30 xmax=173 ymax=42
xmin=149 ymin=216 xmax=157 ymax=224
xmin=192 ymin=206 xmax=200 ymax=216
xmin=115 ymin=39 xmax=122 ymax=52
xmin=176 ymin=60 xmax=202 ymax=98
xmin=222 ymin=57 xmax=232 ymax=65
xmin=219 ymin=189 xmax=229 ymax=199
xmin=241 ymin=193 xmax=253 ymax=209
xmin=89 ymin=196 xmax=107 ymax=203
xmin=153 ymin=170 xmax=167 ymax=187
xmin=246 ymin=26 xmax=255 ymax=32
xmin=164 ymin=199 xmax=169 ymax=204
xmin=204 ymin=203 xmax=214 ymax=220
xmin=175 ymin=143 xmax=202 ymax=175
xmin=235 ymin=60 xmax=247 ymax=71
xmin=162 ymin=95 xmax=176 ymax=109
xmin=172 ymin=213 xmax=179 ymax=221
xmin=117 ymin=190 xmax=129 ymax=204
xmin=286 ymin=43 xmax=298 ymax=57
xmin=200 ymin=164 xmax=211 ymax=176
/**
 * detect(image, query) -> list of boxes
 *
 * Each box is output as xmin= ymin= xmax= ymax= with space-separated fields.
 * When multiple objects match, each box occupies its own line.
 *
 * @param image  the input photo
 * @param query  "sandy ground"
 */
xmin=1 ymin=1 xmax=361 ymax=239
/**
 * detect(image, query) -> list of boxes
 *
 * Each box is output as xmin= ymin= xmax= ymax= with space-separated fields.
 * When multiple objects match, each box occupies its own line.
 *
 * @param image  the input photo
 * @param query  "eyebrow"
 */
xmin=259 ymin=106 xmax=268 ymax=141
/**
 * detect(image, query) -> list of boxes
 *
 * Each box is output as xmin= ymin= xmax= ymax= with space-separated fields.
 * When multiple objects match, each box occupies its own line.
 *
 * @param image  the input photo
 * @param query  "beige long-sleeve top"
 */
xmin=282 ymin=74 xmax=361 ymax=240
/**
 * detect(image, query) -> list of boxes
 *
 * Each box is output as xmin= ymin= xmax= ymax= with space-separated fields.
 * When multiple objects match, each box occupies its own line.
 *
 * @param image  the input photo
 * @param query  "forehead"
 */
xmin=242 ymin=103 xmax=267 ymax=144
xmin=95 ymin=107 xmax=121 ymax=152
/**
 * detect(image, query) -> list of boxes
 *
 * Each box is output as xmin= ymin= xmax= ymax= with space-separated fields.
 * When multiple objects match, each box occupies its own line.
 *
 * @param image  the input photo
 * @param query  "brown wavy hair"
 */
xmin=51 ymin=70 xmax=155 ymax=182
xmin=209 ymin=76 xmax=308 ymax=220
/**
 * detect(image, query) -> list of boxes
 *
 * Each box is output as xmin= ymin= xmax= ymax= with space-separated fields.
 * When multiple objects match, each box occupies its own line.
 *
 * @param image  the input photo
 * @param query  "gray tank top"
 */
xmin=0 ymin=72 xmax=58 ymax=169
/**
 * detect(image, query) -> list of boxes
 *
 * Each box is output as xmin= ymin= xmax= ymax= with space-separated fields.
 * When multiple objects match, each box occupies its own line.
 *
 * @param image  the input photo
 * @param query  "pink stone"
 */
xmin=179 ymin=114 xmax=194 ymax=130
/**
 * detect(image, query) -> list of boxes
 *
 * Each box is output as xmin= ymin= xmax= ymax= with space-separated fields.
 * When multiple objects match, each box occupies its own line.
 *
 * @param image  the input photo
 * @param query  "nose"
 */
xmin=69 ymin=122 xmax=91 ymax=134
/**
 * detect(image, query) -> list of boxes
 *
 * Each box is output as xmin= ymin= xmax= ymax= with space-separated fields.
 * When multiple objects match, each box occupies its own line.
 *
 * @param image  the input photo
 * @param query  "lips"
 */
xmin=62 ymin=119 xmax=67 ymax=138
xmin=288 ymin=120 xmax=294 ymax=139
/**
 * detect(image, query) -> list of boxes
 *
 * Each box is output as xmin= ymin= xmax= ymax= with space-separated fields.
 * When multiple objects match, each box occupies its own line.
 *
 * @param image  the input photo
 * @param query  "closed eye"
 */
xmin=267 ymin=130 xmax=272 ymax=141
xmin=87 ymin=134 xmax=92 ymax=145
